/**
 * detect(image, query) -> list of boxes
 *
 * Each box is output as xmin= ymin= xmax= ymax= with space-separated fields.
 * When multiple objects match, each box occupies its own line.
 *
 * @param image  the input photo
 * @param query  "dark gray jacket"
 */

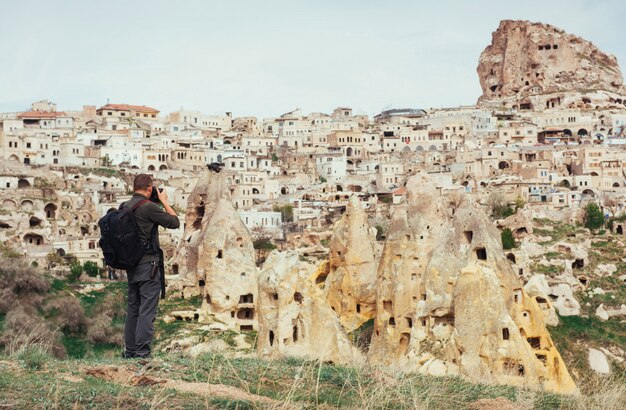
xmin=124 ymin=193 xmax=180 ymax=264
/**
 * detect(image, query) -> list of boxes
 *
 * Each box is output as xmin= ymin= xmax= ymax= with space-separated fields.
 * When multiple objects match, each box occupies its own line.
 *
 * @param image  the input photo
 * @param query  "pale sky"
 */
xmin=0 ymin=0 xmax=624 ymax=118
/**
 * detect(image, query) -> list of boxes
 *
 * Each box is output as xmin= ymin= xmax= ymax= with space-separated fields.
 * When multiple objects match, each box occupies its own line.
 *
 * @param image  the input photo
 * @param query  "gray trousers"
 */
xmin=124 ymin=261 xmax=161 ymax=357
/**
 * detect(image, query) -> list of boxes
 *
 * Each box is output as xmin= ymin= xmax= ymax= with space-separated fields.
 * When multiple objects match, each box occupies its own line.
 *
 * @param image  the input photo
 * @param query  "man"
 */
xmin=123 ymin=174 xmax=180 ymax=358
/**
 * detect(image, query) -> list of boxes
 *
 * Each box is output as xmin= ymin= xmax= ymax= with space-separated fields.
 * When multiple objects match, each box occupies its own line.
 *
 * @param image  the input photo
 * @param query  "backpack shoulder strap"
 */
xmin=131 ymin=199 xmax=150 ymax=212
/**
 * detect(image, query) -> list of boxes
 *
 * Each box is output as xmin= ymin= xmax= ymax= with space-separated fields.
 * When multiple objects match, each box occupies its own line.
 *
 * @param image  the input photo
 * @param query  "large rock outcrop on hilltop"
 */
xmin=257 ymin=251 xmax=362 ymax=364
xmin=478 ymin=20 xmax=625 ymax=110
xmin=172 ymin=171 xmax=258 ymax=331
xmin=324 ymin=196 xmax=380 ymax=332
xmin=368 ymin=173 xmax=577 ymax=394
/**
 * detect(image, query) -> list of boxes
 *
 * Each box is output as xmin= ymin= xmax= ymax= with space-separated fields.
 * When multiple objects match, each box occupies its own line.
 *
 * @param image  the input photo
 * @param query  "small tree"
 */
xmin=83 ymin=261 xmax=100 ymax=278
xmin=501 ymin=228 xmax=516 ymax=250
xmin=68 ymin=263 xmax=83 ymax=282
xmin=584 ymin=202 xmax=605 ymax=232
xmin=273 ymin=204 xmax=294 ymax=223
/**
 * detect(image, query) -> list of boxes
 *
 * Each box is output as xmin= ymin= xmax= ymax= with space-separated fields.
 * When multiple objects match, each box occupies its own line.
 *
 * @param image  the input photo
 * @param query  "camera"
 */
xmin=150 ymin=186 xmax=163 ymax=203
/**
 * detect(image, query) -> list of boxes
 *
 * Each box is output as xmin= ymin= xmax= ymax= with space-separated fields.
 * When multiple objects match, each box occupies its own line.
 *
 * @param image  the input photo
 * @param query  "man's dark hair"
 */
xmin=133 ymin=174 xmax=153 ymax=191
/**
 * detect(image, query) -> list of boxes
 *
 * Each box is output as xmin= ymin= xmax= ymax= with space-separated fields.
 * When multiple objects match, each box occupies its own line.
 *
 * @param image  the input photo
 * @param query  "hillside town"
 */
xmin=1 ymin=19 xmax=626 ymax=396
xmin=3 ymin=94 xmax=626 ymax=268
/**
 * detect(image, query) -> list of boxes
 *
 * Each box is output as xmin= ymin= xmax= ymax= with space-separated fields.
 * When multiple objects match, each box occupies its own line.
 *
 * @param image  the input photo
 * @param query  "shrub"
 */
xmin=45 ymin=297 xmax=87 ymax=334
xmin=16 ymin=346 xmax=50 ymax=370
xmin=86 ymin=313 xmax=123 ymax=346
xmin=0 ymin=306 xmax=64 ymax=358
xmin=253 ymin=239 xmax=277 ymax=251
xmin=493 ymin=204 xmax=515 ymax=219
xmin=501 ymin=228 xmax=516 ymax=250
xmin=83 ymin=261 xmax=100 ymax=278
xmin=0 ymin=258 xmax=50 ymax=297
xmin=320 ymin=176 xmax=327 ymax=183
xmin=68 ymin=263 xmax=83 ymax=282
xmin=0 ymin=242 xmax=21 ymax=259
xmin=584 ymin=203 xmax=605 ymax=232
xmin=273 ymin=204 xmax=294 ymax=223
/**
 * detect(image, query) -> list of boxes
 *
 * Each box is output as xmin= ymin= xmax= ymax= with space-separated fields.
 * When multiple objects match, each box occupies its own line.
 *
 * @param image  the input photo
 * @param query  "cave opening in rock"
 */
xmin=476 ymin=247 xmax=487 ymax=260
xmin=527 ymin=337 xmax=541 ymax=349
xmin=536 ymin=354 xmax=547 ymax=364
xmin=237 ymin=308 xmax=254 ymax=320
xmin=29 ymin=216 xmax=42 ymax=227
xmin=502 ymin=328 xmax=510 ymax=340
xmin=504 ymin=360 xmax=525 ymax=376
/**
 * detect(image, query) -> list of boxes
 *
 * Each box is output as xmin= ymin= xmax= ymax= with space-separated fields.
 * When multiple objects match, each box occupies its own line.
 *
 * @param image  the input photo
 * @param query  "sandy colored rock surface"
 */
xmin=257 ymin=250 xmax=362 ymax=364
xmin=588 ymin=348 xmax=611 ymax=374
xmin=368 ymin=173 xmax=577 ymax=394
xmin=478 ymin=20 xmax=625 ymax=109
xmin=324 ymin=196 xmax=380 ymax=332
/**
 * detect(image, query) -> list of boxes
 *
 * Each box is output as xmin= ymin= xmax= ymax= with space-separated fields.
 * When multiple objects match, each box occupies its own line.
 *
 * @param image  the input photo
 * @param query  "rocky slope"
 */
xmin=477 ymin=20 xmax=626 ymax=110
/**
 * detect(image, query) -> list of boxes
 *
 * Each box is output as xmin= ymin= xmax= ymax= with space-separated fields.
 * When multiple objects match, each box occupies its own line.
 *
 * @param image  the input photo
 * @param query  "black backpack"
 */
xmin=98 ymin=199 xmax=150 ymax=270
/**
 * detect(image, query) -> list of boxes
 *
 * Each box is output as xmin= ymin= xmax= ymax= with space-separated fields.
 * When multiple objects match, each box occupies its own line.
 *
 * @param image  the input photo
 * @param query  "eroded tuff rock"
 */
xmin=257 ymin=251 xmax=362 ymax=364
xmin=324 ymin=196 xmax=380 ymax=332
xmin=478 ymin=20 xmax=625 ymax=109
xmin=172 ymin=171 xmax=226 ymax=288
xmin=173 ymin=171 xmax=258 ymax=331
xmin=368 ymin=173 xmax=577 ymax=394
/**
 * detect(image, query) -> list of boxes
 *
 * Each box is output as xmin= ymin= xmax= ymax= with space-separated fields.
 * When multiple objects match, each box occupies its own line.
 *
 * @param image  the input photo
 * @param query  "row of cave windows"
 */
xmin=202 ymin=289 xmax=304 ymax=305
xmin=538 ymin=44 xmax=559 ymax=51
xmin=268 ymin=323 xmax=303 ymax=347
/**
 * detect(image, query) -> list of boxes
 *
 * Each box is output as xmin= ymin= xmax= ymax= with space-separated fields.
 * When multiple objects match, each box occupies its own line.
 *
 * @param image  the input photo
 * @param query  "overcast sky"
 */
xmin=0 ymin=0 xmax=624 ymax=118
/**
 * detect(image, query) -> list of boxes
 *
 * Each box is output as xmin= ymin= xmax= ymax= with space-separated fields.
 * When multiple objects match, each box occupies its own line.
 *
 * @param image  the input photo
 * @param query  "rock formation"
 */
xmin=523 ymin=275 xmax=559 ymax=326
xmin=368 ymin=173 xmax=577 ymax=394
xmin=171 ymin=171 xmax=226 ymax=289
xmin=324 ymin=196 xmax=380 ymax=331
xmin=478 ymin=20 xmax=626 ymax=110
xmin=257 ymin=251 xmax=362 ymax=364
xmin=173 ymin=171 xmax=258 ymax=331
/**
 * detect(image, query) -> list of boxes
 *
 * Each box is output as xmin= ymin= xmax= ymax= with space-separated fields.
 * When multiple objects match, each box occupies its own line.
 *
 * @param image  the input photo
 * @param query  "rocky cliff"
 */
xmin=324 ymin=196 xmax=380 ymax=332
xmin=257 ymin=251 xmax=362 ymax=364
xmin=477 ymin=20 xmax=625 ymax=110
xmin=172 ymin=170 xmax=258 ymax=331
xmin=367 ymin=173 xmax=577 ymax=394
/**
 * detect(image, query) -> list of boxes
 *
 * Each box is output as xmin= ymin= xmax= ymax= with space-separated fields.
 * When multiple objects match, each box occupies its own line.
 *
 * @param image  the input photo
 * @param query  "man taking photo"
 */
xmin=123 ymin=173 xmax=180 ymax=359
